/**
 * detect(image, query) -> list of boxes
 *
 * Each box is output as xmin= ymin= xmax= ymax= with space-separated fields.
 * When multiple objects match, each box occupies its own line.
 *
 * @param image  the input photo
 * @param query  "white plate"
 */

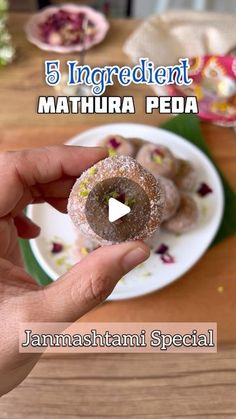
xmin=27 ymin=123 xmax=224 ymax=300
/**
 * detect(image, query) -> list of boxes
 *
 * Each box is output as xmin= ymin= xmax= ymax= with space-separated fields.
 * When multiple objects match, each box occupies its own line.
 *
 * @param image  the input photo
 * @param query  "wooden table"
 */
xmin=0 ymin=13 xmax=236 ymax=418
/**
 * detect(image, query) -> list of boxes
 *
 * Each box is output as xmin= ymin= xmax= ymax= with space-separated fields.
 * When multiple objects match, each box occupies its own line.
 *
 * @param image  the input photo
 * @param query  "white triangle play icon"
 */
xmin=108 ymin=198 xmax=131 ymax=223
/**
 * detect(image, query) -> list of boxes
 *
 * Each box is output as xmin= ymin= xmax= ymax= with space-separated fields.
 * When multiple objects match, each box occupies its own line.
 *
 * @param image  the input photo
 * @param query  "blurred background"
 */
xmin=9 ymin=0 xmax=236 ymax=16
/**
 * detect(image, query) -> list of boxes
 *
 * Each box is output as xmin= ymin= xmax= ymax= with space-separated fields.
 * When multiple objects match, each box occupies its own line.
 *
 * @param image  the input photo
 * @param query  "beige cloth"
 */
xmin=124 ymin=10 xmax=236 ymax=66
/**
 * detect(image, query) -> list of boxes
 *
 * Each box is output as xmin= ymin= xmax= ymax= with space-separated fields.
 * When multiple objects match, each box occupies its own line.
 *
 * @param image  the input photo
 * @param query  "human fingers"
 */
xmin=0 ymin=146 xmax=107 ymax=217
xmin=38 ymin=241 xmax=150 ymax=322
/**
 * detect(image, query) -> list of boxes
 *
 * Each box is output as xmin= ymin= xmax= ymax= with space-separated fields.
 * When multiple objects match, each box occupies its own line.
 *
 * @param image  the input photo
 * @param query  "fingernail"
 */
xmin=122 ymin=245 xmax=150 ymax=272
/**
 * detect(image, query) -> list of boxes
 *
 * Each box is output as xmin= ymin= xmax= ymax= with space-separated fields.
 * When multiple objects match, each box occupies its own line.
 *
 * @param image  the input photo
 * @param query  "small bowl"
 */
xmin=24 ymin=4 xmax=109 ymax=53
xmin=168 ymin=55 xmax=236 ymax=126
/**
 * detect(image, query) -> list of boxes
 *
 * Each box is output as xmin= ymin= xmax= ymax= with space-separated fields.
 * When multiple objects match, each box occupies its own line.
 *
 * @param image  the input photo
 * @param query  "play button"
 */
xmin=108 ymin=198 xmax=131 ymax=223
xmin=85 ymin=177 xmax=151 ymax=242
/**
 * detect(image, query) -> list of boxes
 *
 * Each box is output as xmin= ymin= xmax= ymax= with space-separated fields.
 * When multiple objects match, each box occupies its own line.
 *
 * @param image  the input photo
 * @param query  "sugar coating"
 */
xmin=163 ymin=193 xmax=199 ymax=234
xmin=68 ymin=155 xmax=164 ymax=245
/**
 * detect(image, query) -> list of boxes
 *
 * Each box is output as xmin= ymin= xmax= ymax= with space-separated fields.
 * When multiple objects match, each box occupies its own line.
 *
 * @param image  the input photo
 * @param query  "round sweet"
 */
xmin=75 ymin=232 xmax=100 ymax=260
xmin=127 ymin=137 xmax=146 ymax=157
xmin=99 ymin=135 xmax=135 ymax=157
xmin=68 ymin=155 xmax=164 ymax=244
xmin=136 ymin=143 xmax=178 ymax=179
xmin=159 ymin=176 xmax=181 ymax=221
xmin=174 ymin=159 xmax=198 ymax=191
xmin=162 ymin=193 xmax=199 ymax=234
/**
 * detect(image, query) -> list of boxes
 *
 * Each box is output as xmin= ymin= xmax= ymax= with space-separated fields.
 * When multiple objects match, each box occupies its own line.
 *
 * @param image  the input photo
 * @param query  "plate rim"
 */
xmin=28 ymin=122 xmax=224 ymax=300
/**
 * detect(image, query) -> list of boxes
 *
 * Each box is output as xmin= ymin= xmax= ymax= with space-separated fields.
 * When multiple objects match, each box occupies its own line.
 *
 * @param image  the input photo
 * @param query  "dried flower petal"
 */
xmin=108 ymin=138 xmax=121 ymax=149
xmin=155 ymin=243 xmax=175 ymax=264
xmin=161 ymin=254 xmax=175 ymax=264
xmin=151 ymin=148 xmax=164 ymax=164
xmin=197 ymin=182 xmax=213 ymax=197
xmin=116 ymin=192 xmax=126 ymax=203
xmin=40 ymin=9 xmax=95 ymax=46
xmin=51 ymin=242 xmax=64 ymax=254
xmin=153 ymin=148 xmax=164 ymax=158
xmin=155 ymin=243 xmax=169 ymax=255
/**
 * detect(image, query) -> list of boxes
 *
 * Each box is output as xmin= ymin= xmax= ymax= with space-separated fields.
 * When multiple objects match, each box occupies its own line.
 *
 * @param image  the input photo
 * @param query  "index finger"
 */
xmin=0 ymin=145 xmax=107 ymax=217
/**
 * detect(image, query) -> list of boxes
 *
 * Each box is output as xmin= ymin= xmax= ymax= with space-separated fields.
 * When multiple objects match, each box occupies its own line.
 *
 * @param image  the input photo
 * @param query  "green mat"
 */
xmin=163 ymin=114 xmax=236 ymax=245
xmin=20 ymin=114 xmax=236 ymax=285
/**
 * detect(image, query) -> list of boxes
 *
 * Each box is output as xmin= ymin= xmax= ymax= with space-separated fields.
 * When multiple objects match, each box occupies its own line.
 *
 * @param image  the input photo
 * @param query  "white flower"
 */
xmin=0 ymin=29 xmax=10 ymax=43
xmin=0 ymin=44 xmax=14 ymax=63
xmin=0 ymin=16 xmax=7 ymax=30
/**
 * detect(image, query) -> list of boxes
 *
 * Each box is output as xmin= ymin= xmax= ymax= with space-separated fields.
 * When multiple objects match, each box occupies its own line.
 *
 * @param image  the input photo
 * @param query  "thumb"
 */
xmin=39 ymin=241 xmax=150 ymax=322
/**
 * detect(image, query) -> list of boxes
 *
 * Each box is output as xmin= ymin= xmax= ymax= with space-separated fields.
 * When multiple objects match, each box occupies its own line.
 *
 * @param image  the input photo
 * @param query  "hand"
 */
xmin=0 ymin=145 xmax=150 ymax=395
